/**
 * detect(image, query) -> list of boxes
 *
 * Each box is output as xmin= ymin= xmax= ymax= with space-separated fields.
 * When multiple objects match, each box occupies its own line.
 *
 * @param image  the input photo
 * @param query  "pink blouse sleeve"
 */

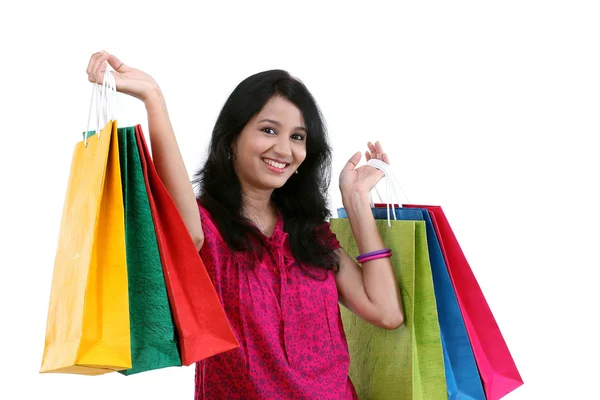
xmin=196 ymin=203 xmax=225 ymax=263
xmin=315 ymin=221 xmax=342 ymax=251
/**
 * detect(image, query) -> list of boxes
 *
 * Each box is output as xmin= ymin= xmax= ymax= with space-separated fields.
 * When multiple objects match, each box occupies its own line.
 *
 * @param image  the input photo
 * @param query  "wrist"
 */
xmin=341 ymin=189 xmax=372 ymax=216
xmin=143 ymin=85 xmax=165 ymax=110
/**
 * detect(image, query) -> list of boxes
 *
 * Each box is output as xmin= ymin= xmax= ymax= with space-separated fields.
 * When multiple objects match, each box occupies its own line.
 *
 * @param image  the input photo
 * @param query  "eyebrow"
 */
xmin=258 ymin=119 xmax=306 ymax=132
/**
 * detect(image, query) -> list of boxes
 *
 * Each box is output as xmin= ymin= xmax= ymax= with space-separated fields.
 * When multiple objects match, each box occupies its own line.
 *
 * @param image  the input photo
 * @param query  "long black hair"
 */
xmin=193 ymin=69 xmax=339 ymax=274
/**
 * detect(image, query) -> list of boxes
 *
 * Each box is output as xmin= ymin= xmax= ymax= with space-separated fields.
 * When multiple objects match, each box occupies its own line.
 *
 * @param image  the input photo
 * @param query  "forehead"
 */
xmin=255 ymin=96 xmax=305 ymax=127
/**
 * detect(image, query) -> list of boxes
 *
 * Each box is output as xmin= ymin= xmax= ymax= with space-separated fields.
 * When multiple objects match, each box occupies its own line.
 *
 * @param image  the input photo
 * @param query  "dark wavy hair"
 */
xmin=192 ymin=69 xmax=339 ymax=274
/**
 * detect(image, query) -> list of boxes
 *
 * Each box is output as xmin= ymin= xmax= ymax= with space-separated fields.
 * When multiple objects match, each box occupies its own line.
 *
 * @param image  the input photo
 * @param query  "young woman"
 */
xmin=86 ymin=51 xmax=404 ymax=399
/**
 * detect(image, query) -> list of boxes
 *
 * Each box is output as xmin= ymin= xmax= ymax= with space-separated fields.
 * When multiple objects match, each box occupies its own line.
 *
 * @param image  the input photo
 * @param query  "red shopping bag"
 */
xmin=403 ymin=204 xmax=523 ymax=399
xmin=134 ymin=125 xmax=239 ymax=365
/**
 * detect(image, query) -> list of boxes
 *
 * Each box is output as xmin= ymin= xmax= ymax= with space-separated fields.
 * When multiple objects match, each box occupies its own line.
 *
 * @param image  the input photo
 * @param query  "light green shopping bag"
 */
xmin=330 ymin=218 xmax=447 ymax=400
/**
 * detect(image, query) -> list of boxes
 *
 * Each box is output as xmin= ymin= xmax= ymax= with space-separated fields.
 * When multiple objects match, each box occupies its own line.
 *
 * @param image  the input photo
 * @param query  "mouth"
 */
xmin=262 ymin=158 xmax=290 ymax=173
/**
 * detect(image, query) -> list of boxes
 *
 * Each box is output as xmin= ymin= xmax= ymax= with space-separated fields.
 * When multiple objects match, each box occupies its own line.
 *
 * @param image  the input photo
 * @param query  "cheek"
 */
xmin=235 ymin=134 xmax=258 ymax=156
xmin=236 ymin=153 xmax=260 ymax=173
xmin=243 ymin=135 xmax=271 ymax=157
xmin=293 ymin=146 xmax=307 ymax=164
xmin=234 ymin=139 xmax=269 ymax=170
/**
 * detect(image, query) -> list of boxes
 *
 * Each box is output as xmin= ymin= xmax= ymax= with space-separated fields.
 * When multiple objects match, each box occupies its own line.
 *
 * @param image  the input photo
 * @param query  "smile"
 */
xmin=262 ymin=158 xmax=290 ymax=173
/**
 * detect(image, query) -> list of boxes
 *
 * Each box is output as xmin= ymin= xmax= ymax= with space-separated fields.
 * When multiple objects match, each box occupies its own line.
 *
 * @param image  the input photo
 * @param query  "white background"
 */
xmin=1 ymin=1 xmax=598 ymax=399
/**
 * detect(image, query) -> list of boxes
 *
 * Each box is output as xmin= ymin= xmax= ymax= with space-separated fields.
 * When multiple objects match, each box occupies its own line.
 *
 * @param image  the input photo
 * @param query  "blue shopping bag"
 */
xmin=337 ymin=206 xmax=486 ymax=400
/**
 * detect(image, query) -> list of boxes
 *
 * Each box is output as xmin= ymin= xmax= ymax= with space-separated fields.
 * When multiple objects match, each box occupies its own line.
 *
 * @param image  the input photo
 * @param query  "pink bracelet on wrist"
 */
xmin=357 ymin=251 xmax=392 ymax=263
xmin=356 ymin=248 xmax=392 ymax=261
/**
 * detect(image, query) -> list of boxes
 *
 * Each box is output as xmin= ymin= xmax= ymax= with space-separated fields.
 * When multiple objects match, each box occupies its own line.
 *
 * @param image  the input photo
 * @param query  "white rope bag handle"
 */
xmin=84 ymin=68 xmax=117 ymax=147
xmin=366 ymin=159 xmax=410 ymax=227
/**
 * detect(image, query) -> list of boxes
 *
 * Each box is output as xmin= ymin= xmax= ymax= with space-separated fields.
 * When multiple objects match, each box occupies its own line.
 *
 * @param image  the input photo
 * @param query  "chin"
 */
xmin=256 ymin=175 xmax=291 ymax=190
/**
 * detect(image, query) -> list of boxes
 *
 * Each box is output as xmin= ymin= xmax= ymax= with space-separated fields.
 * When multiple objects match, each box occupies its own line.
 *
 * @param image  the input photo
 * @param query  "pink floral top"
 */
xmin=195 ymin=204 xmax=358 ymax=400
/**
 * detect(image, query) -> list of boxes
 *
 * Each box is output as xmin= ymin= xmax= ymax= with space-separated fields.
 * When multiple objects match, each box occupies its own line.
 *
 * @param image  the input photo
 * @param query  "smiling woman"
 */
xmin=86 ymin=53 xmax=404 ymax=399
xmin=256 ymin=115 xmax=307 ymax=174
xmin=234 ymin=97 xmax=308 ymax=192
xmin=194 ymin=70 xmax=337 ymax=267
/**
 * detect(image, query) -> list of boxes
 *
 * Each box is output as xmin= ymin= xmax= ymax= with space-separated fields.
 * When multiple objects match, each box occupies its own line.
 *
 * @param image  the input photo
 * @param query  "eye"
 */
xmin=291 ymin=133 xmax=305 ymax=141
xmin=262 ymin=127 xmax=276 ymax=135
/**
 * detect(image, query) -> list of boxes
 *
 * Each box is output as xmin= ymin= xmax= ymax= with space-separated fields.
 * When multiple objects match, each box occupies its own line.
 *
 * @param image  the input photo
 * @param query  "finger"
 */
xmin=373 ymin=141 xmax=384 ymax=160
xmin=107 ymin=54 xmax=126 ymax=72
xmin=382 ymin=152 xmax=390 ymax=165
xmin=367 ymin=141 xmax=381 ymax=160
xmin=367 ymin=141 xmax=377 ymax=154
xmin=95 ymin=52 xmax=111 ymax=75
xmin=86 ymin=51 xmax=105 ymax=76
xmin=365 ymin=150 xmax=372 ymax=162
xmin=86 ymin=52 xmax=106 ymax=83
xmin=342 ymin=151 xmax=361 ymax=172
xmin=89 ymin=52 xmax=108 ymax=83
xmin=92 ymin=53 xmax=111 ymax=84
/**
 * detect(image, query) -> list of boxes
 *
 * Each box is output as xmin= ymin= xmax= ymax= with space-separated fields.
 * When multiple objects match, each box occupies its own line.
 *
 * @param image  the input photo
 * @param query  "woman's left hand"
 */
xmin=339 ymin=141 xmax=389 ymax=198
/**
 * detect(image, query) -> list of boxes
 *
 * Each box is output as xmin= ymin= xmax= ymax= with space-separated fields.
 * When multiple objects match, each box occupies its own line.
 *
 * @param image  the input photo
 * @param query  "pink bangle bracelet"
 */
xmin=357 ymin=252 xmax=392 ymax=263
xmin=356 ymin=248 xmax=392 ymax=261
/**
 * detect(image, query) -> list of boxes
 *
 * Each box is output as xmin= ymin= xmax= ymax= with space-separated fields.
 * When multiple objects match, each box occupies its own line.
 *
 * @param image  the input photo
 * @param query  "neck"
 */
xmin=240 ymin=184 xmax=275 ymax=218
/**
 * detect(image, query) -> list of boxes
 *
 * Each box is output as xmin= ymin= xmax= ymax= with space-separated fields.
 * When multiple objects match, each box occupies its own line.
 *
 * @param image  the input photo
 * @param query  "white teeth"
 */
xmin=263 ymin=159 xmax=287 ymax=169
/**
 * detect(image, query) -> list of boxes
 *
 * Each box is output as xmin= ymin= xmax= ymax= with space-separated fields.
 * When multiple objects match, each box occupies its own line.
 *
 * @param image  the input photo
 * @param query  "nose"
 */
xmin=272 ymin=134 xmax=292 ymax=158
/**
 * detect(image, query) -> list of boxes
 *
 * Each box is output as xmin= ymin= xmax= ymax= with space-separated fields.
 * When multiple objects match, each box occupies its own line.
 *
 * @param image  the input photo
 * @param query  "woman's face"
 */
xmin=232 ymin=95 xmax=307 ymax=192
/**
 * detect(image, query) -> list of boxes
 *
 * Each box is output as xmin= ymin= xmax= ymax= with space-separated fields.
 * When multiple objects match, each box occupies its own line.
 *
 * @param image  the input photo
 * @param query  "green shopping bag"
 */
xmin=117 ymin=126 xmax=181 ymax=375
xmin=330 ymin=218 xmax=446 ymax=399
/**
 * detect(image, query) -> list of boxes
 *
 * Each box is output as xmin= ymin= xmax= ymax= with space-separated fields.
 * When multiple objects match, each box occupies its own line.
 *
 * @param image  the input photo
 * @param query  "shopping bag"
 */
xmin=366 ymin=205 xmax=486 ymax=400
xmin=134 ymin=125 xmax=239 ymax=365
xmin=117 ymin=126 xmax=181 ymax=375
xmin=404 ymin=204 xmax=523 ymax=399
xmin=40 ymin=120 xmax=131 ymax=375
xmin=330 ymin=216 xmax=446 ymax=400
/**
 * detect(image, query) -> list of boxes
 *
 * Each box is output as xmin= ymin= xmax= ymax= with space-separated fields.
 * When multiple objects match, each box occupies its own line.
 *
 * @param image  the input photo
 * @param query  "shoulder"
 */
xmin=197 ymin=202 xmax=213 ymax=228
xmin=197 ymin=202 xmax=227 ymax=249
xmin=196 ymin=202 xmax=235 ymax=280
xmin=314 ymin=220 xmax=341 ymax=250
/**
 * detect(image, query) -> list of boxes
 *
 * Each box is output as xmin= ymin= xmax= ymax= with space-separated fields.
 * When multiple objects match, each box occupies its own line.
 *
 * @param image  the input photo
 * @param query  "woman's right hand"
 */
xmin=86 ymin=51 xmax=205 ymax=250
xmin=86 ymin=51 xmax=160 ymax=103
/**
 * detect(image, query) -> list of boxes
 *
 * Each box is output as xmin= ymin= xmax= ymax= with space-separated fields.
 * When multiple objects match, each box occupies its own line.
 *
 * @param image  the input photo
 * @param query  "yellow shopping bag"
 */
xmin=40 ymin=120 xmax=131 ymax=375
